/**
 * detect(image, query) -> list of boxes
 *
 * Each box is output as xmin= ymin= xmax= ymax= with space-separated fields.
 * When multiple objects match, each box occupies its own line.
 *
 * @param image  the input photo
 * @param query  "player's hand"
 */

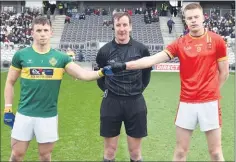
xmin=4 ymin=107 xmax=15 ymax=129
xmin=97 ymin=66 xmax=114 ymax=77
xmin=109 ymin=62 xmax=126 ymax=73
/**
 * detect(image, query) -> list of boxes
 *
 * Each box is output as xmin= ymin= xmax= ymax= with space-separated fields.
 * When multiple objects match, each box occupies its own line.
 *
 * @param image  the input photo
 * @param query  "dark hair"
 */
xmin=113 ymin=12 xmax=132 ymax=24
xmin=32 ymin=16 xmax=52 ymax=29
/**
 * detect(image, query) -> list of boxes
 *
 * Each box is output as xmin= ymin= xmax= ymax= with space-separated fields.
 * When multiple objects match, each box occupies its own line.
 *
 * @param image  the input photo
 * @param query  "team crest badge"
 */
xmin=49 ymin=57 xmax=57 ymax=66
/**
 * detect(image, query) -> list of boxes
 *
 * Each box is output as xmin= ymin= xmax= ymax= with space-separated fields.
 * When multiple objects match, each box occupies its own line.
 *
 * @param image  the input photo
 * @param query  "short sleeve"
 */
xmin=164 ymin=39 xmax=179 ymax=58
xmin=216 ymin=37 xmax=227 ymax=62
xmin=96 ymin=48 xmax=107 ymax=68
xmin=11 ymin=51 xmax=22 ymax=70
xmin=64 ymin=53 xmax=73 ymax=68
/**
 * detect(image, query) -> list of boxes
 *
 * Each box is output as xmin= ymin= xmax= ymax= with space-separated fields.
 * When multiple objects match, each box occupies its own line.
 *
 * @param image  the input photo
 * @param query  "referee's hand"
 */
xmin=109 ymin=62 xmax=126 ymax=73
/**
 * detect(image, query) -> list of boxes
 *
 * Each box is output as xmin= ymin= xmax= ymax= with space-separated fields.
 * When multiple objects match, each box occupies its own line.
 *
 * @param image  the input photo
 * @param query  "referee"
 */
xmin=96 ymin=12 xmax=151 ymax=162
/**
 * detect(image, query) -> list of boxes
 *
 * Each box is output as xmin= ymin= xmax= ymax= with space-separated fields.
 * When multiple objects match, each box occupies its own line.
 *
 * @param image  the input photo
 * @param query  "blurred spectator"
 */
xmin=78 ymin=50 xmax=84 ymax=62
xmin=65 ymin=15 xmax=71 ymax=23
xmin=58 ymin=2 xmax=64 ymax=15
xmin=47 ymin=8 xmax=51 ymax=20
xmin=79 ymin=13 xmax=85 ymax=20
xmin=167 ymin=18 xmax=175 ymax=34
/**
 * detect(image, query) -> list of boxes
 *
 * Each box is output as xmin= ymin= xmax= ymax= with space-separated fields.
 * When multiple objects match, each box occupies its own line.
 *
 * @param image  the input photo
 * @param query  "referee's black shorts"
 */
xmin=100 ymin=90 xmax=147 ymax=138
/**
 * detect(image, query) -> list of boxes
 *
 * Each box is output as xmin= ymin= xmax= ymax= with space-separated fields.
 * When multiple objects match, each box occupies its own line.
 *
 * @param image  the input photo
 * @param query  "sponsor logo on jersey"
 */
xmin=30 ymin=68 xmax=54 ymax=78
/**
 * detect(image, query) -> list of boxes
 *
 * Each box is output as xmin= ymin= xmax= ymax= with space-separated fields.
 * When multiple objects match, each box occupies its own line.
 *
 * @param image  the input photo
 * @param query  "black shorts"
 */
xmin=100 ymin=91 xmax=147 ymax=138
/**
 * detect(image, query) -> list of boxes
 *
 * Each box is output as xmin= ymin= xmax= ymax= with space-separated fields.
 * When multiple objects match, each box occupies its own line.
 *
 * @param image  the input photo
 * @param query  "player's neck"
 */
xmin=32 ymin=43 xmax=51 ymax=54
xmin=115 ymin=37 xmax=130 ymax=45
xmin=189 ymin=28 xmax=205 ymax=37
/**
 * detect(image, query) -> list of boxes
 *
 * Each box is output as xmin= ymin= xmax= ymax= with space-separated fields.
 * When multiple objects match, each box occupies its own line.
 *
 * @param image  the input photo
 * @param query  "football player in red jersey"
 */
xmin=109 ymin=3 xmax=229 ymax=161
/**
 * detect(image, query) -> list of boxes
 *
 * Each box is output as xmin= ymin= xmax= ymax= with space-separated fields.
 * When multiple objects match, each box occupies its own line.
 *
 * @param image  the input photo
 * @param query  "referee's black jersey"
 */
xmin=96 ymin=37 xmax=152 ymax=96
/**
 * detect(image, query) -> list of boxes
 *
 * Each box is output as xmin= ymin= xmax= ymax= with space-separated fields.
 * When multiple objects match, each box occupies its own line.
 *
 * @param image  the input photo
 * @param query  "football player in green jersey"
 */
xmin=3 ymin=16 xmax=112 ymax=161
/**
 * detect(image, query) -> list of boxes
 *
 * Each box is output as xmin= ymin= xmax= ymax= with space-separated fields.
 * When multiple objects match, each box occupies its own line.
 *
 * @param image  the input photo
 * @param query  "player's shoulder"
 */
xmin=99 ymin=41 xmax=112 ymax=51
xmin=51 ymin=48 xmax=69 ymax=57
xmin=16 ymin=46 xmax=31 ymax=54
xmin=207 ymin=31 xmax=224 ymax=40
xmin=97 ymin=41 xmax=113 ymax=56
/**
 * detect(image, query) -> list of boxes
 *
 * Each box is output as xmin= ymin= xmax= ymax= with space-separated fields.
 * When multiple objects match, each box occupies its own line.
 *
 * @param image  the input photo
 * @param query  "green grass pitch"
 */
xmin=1 ymin=72 xmax=234 ymax=161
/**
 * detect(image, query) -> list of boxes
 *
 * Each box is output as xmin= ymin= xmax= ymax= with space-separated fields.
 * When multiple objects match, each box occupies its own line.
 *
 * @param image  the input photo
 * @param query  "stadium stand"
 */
xmin=0 ymin=2 xmax=235 ymax=69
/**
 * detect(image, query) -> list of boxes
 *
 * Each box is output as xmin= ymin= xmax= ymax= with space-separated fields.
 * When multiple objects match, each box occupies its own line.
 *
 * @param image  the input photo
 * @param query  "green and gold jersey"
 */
xmin=11 ymin=46 xmax=72 ymax=117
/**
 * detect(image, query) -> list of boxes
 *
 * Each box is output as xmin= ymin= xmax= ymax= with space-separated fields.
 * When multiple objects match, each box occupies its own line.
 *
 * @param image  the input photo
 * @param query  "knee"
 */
xmin=11 ymin=149 xmax=25 ymax=160
xmin=104 ymin=145 xmax=117 ymax=159
xmin=208 ymin=149 xmax=222 ymax=160
xmin=39 ymin=152 xmax=51 ymax=161
xmin=175 ymin=148 xmax=188 ymax=159
xmin=129 ymin=148 xmax=141 ymax=160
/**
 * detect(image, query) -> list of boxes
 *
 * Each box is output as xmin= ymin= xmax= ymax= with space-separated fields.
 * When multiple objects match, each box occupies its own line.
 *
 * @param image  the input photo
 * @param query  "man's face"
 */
xmin=184 ymin=8 xmax=204 ymax=33
xmin=31 ymin=24 xmax=52 ymax=46
xmin=114 ymin=16 xmax=132 ymax=42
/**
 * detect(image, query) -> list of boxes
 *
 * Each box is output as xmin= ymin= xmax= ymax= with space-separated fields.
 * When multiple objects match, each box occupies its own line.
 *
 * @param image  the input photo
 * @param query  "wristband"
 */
xmin=97 ymin=69 xmax=104 ymax=77
xmin=4 ymin=107 xmax=12 ymax=113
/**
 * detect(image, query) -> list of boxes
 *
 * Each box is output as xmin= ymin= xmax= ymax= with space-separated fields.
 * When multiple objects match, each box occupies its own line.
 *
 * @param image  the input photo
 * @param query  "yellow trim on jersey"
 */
xmin=10 ymin=65 xmax=21 ymax=71
xmin=217 ymin=56 xmax=228 ymax=62
xmin=21 ymin=67 xmax=64 ymax=80
xmin=164 ymin=49 xmax=174 ymax=59
xmin=32 ymin=45 xmax=51 ymax=54
xmin=65 ymin=61 xmax=73 ymax=68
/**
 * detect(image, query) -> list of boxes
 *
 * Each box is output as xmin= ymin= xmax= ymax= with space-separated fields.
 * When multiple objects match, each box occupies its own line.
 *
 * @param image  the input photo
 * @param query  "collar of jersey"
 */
xmin=188 ymin=29 xmax=207 ymax=40
xmin=32 ymin=45 xmax=51 ymax=54
xmin=112 ymin=37 xmax=133 ymax=46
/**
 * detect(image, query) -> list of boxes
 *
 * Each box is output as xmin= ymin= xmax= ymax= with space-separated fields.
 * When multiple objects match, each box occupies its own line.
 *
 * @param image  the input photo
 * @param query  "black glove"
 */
xmin=109 ymin=62 xmax=126 ymax=73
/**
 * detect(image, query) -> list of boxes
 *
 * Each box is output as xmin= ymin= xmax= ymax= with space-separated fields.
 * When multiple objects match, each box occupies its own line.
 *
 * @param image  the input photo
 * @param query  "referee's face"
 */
xmin=32 ymin=24 xmax=52 ymax=46
xmin=114 ymin=16 xmax=132 ymax=43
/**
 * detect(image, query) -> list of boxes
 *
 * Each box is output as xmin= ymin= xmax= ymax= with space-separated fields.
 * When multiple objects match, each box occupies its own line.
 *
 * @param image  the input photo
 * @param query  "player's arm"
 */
xmin=4 ymin=67 xmax=21 ymax=111
xmin=65 ymin=62 xmax=104 ymax=81
xmin=216 ymin=36 xmax=229 ymax=89
xmin=126 ymin=50 xmax=171 ymax=70
xmin=218 ymin=60 xmax=229 ymax=89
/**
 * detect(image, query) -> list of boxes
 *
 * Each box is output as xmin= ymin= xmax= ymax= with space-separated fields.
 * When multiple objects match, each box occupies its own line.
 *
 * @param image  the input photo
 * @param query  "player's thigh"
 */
xmin=175 ymin=126 xmax=193 ymax=149
xmin=11 ymin=112 xmax=34 ymax=141
xmin=198 ymin=100 xmax=221 ymax=132
xmin=100 ymin=96 xmax=123 ymax=137
xmin=11 ymin=138 xmax=30 ymax=156
xmin=124 ymin=95 xmax=147 ymax=138
xmin=175 ymin=102 xmax=198 ymax=130
xmin=205 ymin=128 xmax=222 ymax=152
xmin=34 ymin=115 xmax=58 ymax=143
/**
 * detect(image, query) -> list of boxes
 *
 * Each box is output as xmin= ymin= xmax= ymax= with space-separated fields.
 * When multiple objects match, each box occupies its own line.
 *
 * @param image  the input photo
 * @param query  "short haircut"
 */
xmin=32 ymin=16 xmax=52 ymax=29
xmin=183 ymin=3 xmax=203 ymax=14
xmin=113 ymin=12 xmax=132 ymax=24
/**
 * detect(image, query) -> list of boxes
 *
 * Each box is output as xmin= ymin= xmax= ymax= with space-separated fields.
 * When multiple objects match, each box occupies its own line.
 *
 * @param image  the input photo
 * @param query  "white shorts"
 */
xmin=175 ymin=100 xmax=222 ymax=132
xmin=11 ymin=112 xmax=59 ymax=143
